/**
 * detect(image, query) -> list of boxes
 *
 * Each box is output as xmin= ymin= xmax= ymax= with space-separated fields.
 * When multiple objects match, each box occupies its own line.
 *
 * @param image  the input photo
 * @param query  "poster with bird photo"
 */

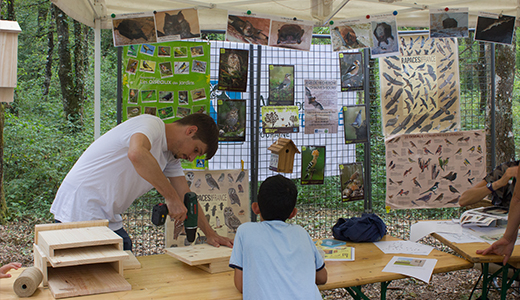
xmin=165 ymin=169 xmax=250 ymax=247
xmin=112 ymin=12 xmax=157 ymax=46
xmin=380 ymin=34 xmax=460 ymax=139
xmin=330 ymin=18 xmax=370 ymax=52
xmin=475 ymin=12 xmax=516 ymax=45
xmin=343 ymin=105 xmax=367 ymax=144
xmin=217 ymin=99 xmax=246 ymax=142
xmin=340 ymin=163 xmax=364 ymax=202
xmin=269 ymin=65 xmax=295 ymax=106
xmin=218 ymin=48 xmax=249 ymax=92
xmin=385 ymin=129 xmax=486 ymax=209
xmin=226 ymin=11 xmax=270 ymax=45
xmin=301 ymin=146 xmax=326 ymax=185
xmin=339 ymin=53 xmax=363 ymax=91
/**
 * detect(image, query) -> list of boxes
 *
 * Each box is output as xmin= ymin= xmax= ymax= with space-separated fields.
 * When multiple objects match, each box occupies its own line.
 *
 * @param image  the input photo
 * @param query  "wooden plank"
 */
xmin=46 ymin=244 xmax=128 ymax=268
xmin=34 ymin=220 xmax=109 ymax=244
xmin=33 ymin=244 xmax=48 ymax=286
xmin=195 ymin=258 xmax=232 ymax=274
xmin=38 ymin=226 xmax=122 ymax=257
xmin=123 ymin=250 xmax=142 ymax=270
xmin=47 ymin=263 xmax=131 ymax=299
xmin=165 ymin=244 xmax=232 ymax=266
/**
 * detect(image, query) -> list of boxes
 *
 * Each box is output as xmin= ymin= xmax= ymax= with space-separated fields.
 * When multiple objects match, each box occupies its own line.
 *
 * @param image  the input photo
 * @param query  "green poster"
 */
xmin=122 ymin=41 xmax=211 ymax=169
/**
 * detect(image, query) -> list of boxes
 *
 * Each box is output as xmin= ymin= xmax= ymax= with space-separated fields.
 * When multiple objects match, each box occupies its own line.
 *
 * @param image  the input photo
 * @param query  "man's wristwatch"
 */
xmin=486 ymin=182 xmax=495 ymax=193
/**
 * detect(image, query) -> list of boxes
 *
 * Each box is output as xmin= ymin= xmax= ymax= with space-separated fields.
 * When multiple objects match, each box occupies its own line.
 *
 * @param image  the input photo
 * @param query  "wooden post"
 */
xmin=0 ymin=20 xmax=22 ymax=103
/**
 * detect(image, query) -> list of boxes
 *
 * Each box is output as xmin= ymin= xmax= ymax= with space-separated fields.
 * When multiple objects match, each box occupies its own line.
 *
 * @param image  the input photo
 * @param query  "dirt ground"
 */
xmin=1 ymin=220 xmax=519 ymax=299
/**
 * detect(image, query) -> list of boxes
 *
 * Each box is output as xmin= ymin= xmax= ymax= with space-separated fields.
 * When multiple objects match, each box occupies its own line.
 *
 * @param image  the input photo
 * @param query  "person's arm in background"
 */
xmin=477 ymin=166 xmax=520 ymax=264
xmin=169 ymin=176 xmax=233 ymax=248
xmin=460 ymin=166 xmax=518 ymax=207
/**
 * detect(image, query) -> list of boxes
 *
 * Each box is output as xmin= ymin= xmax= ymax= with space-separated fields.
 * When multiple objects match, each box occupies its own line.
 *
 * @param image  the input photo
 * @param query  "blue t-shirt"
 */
xmin=229 ymin=220 xmax=325 ymax=300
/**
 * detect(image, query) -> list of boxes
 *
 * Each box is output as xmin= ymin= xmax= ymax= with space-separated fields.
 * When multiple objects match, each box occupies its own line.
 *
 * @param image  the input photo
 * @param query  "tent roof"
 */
xmin=52 ymin=0 xmax=518 ymax=30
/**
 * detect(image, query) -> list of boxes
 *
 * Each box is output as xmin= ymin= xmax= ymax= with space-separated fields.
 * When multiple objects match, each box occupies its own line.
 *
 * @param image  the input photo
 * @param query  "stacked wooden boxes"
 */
xmin=0 ymin=20 xmax=21 ymax=103
xmin=33 ymin=220 xmax=131 ymax=299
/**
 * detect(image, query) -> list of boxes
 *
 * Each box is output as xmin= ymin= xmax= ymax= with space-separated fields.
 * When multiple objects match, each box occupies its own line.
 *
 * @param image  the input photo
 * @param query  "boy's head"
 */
xmin=256 ymin=175 xmax=297 ymax=221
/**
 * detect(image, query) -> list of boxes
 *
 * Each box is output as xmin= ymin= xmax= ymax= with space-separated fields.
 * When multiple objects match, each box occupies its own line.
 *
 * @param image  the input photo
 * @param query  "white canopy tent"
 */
xmin=50 ymin=0 xmax=519 ymax=138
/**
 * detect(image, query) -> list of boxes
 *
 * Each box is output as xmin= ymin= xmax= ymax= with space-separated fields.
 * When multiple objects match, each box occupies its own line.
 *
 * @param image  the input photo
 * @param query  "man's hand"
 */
xmin=0 ymin=262 xmax=22 ymax=278
xmin=205 ymin=232 xmax=234 ymax=248
xmin=166 ymin=198 xmax=187 ymax=222
xmin=476 ymin=237 xmax=515 ymax=265
xmin=498 ymin=166 xmax=519 ymax=186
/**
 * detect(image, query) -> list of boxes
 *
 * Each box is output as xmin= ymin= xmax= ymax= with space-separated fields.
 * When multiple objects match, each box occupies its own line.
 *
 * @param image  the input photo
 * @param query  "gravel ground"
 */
xmin=2 ymin=219 xmax=519 ymax=299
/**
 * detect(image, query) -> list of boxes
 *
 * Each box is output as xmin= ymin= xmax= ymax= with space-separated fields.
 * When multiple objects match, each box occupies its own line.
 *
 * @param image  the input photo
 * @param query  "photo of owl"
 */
xmin=217 ymin=48 xmax=249 ymax=92
xmin=217 ymin=99 xmax=246 ymax=142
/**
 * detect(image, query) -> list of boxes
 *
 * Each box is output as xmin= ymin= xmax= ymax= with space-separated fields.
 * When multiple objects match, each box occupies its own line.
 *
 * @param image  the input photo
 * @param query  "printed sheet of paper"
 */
xmin=383 ymin=256 xmax=437 ymax=283
xmin=304 ymin=80 xmax=338 ymax=134
xmin=410 ymin=220 xmax=462 ymax=242
xmin=385 ymin=130 xmax=486 ymax=209
xmin=374 ymin=241 xmax=433 ymax=256
xmin=435 ymin=231 xmax=486 ymax=244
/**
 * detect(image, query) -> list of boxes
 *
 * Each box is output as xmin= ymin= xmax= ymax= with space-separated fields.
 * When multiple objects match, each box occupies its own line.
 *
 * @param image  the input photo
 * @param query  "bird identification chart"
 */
xmin=304 ymin=80 xmax=338 ymax=134
xmin=385 ymin=130 xmax=486 ymax=209
xmin=166 ymin=169 xmax=250 ymax=247
xmin=380 ymin=34 xmax=460 ymax=138
xmin=122 ymin=41 xmax=210 ymax=122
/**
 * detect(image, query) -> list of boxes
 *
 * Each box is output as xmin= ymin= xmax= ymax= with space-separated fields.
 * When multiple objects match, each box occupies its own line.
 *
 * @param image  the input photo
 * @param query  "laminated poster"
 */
xmin=429 ymin=8 xmax=469 ymax=38
xmin=475 ymin=12 xmax=516 ymax=45
xmin=339 ymin=52 xmax=364 ymax=92
xmin=370 ymin=14 xmax=400 ymax=58
xmin=166 ymin=169 xmax=250 ymax=247
xmin=330 ymin=18 xmax=370 ymax=52
xmin=268 ymin=16 xmax=313 ymax=51
xmin=218 ymin=48 xmax=249 ymax=92
xmin=261 ymin=106 xmax=299 ymax=134
xmin=226 ymin=11 xmax=270 ymax=45
xmin=268 ymin=65 xmax=295 ymax=106
xmin=217 ymin=99 xmax=246 ymax=142
xmin=340 ymin=163 xmax=364 ymax=202
xmin=385 ymin=130 xmax=486 ymax=209
xmin=122 ymin=41 xmax=211 ymax=169
xmin=343 ymin=105 xmax=368 ymax=144
xmin=304 ymin=80 xmax=338 ymax=134
xmin=301 ymin=146 xmax=325 ymax=185
xmin=154 ymin=9 xmax=201 ymax=43
xmin=380 ymin=34 xmax=460 ymax=138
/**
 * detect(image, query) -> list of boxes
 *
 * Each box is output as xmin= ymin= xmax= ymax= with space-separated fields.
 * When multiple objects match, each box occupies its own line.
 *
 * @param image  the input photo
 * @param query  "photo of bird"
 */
xmin=350 ymin=109 xmax=363 ymax=128
xmin=224 ymin=207 xmax=242 ymax=233
xmin=305 ymin=87 xmax=324 ymax=110
xmin=303 ymin=149 xmax=320 ymax=180
xmin=273 ymin=73 xmax=292 ymax=90
xmin=341 ymin=59 xmax=360 ymax=83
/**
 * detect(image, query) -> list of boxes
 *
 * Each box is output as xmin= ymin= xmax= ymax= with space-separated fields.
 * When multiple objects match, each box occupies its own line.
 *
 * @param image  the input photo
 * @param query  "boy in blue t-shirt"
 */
xmin=229 ymin=175 xmax=327 ymax=299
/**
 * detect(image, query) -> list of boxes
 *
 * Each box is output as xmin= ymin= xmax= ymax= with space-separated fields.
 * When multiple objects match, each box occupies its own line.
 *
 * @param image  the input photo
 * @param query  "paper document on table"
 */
xmin=374 ymin=241 xmax=433 ymax=256
xmin=464 ymin=226 xmax=520 ymax=245
xmin=382 ymin=256 xmax=437 ymax=283
xmin=410 ymin=220 xmax=462 ymax=242
xmin=435 ymin=231 xmax=486 ymax=244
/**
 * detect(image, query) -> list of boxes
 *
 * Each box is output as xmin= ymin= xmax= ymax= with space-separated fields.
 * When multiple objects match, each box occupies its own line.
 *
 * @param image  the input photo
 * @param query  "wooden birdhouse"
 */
xmin=0 ymin=20 xmax=22 ymax=103
xmin=268 ymin=138 xmax=300 ymax=173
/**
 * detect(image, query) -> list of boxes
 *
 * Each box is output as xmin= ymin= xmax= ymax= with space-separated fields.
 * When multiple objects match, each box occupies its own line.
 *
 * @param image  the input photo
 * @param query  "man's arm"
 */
xmin=316 ymin=267 xmax=327 ymax=285
xmin=477 ymin=166 xmax=520 ymax=264
xmin=128 ymin=133 xmax=186 ymax=221
xmin=459 ymin=180 xmax=488 ymax=207
xmin=169 ymin=176 xmax=234 ymax=248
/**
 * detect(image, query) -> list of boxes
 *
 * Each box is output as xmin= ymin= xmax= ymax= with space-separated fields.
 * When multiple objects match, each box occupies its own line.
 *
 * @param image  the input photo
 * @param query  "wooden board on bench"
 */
xmin=165 ymin=244 xmax=232 ymax=273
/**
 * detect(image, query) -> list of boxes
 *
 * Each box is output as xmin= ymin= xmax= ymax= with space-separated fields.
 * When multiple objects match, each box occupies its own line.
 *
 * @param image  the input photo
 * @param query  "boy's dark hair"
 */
xmin=174 ymin=113 xmax=219 ymax=159
xmin=257 ymin=175 xmax=297 ymax=221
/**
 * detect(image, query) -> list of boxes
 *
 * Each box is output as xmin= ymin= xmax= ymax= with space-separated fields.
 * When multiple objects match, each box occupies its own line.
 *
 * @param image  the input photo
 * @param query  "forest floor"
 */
xmin=1 ymin=219 xmax=519 ymax=299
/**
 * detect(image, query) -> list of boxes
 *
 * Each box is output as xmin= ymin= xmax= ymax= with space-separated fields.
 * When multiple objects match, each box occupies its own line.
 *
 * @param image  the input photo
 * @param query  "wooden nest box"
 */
xmin=0 ymin=20 xmax=21 ymax=103
xmin=268 ymin=138 xmax=300 ymax=173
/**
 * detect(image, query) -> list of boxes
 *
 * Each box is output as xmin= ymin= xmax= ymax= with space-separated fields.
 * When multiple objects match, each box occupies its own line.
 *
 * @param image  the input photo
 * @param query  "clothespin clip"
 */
xmin=385 ymin=205 xmax=391 ymax=213
xmin=241 ymin=160 xmax=244 ymax=171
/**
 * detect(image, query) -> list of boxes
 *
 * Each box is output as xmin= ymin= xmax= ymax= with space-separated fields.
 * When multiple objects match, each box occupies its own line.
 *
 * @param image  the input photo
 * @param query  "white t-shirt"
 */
xmin=229 ymin=220 xmax=325 ymax=300
xmin=51 ymin=115 xmax=184 ymax=230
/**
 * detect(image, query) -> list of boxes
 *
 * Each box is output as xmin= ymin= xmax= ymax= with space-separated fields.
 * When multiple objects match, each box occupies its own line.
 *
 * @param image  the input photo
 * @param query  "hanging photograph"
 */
xmin=154 ymin=9 xmax=200 ymax=42
xmin=269 ymin=65 xmax=295 ymax=106
xmin=370 ymin=15 xmax=399 ymax=58
xmin=304 ymin=79 xmax=338 ymax=134
xmin=340 ymin=163 xmax=364 ymax=202
xmin=330 ymin=18 xmax=370 ymax=51
xmin=301 ymin=146 xmax=325 ymax=185
xmin=218 ymin=48 xmax=249 ymax=92
xmin=261 ymin=106 xmax=299 ymax=134
xmin=429 ymin=8 xmax=469 ymax=38
xmin=343 ymin=105 xmax=368 ymax=144
xmin=475 ymin=12 xmax=516 ymax=45
xmin=268 ymin=17 xmax=313 ymax=51
xmin=226 ymin=11 xmax=270 ymax=45
xmin=339 ymin=52 xmax=363 ymax=91
xmin=112 ymin=13 xmax=157 ymax=47
xmin=217 ymin=99 xmax=246 ymax=142
xmin=385 ymin=130 xmax=486 ymax=209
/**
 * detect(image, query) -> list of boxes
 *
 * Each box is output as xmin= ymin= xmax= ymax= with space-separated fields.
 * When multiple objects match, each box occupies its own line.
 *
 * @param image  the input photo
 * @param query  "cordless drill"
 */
xmin=151 ymin=192 xmax=198 ymax=243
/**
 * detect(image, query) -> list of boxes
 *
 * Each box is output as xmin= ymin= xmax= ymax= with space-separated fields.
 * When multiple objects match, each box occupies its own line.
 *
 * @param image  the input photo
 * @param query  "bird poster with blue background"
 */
xmin=166 ymin=169 xmax=249 ymax=247
xmin=385 ymin=129 xmax=485 ymax=209
xmin=217 ymin=99 xmax=246 ymax=142
xmin=339 ymin=53 xmax=363 ymax=92
xmin=343 ymin=105 xmax=368 ymax=144
xmin=301 ymin=146 xmax=326 ymax=185
xmin=340 ymin=163 xmax=364 ymax=202
xmin=380 ymin=34 xmax=460 ymax=139
xmin=330 ymin=18 xmax=370 ymax=52
xmin=268 ymin=65 xmax=295 ymax=106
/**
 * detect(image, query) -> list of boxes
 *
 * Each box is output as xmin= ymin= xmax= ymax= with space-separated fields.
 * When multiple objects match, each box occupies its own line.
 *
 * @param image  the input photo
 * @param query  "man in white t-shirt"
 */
xmin=51 ymin=113 xmax=233 ymax=250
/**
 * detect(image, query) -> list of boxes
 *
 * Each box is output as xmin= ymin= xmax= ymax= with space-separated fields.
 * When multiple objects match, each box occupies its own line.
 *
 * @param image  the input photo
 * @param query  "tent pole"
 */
xmin=94 ymin=17 xmax=101 ymax=139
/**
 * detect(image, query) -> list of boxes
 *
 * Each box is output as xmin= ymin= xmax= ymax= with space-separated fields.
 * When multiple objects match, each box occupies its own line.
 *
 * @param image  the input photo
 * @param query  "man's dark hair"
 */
xmin=175 ymin=113 xmax=219 ymax=159
xmin=257 ymin=175 xmax=297 ymax=221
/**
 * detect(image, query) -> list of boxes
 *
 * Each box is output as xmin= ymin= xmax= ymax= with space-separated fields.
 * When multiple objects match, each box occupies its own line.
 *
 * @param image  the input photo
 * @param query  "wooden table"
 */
xmin=1 ymin=235 xmax=471 ymax=300
xmin=432 ymin=232 xmax=520 ymax=300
